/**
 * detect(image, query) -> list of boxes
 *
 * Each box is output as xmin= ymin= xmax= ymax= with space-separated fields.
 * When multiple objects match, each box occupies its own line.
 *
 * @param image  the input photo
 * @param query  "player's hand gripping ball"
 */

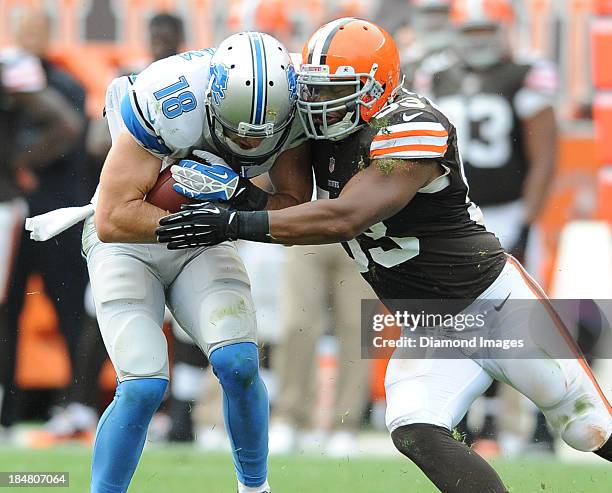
xmin=170 ymin=150 xmax=241 ymax=202
xmin=145 ymin=150 xmax=237 ymax=213
xmin=171 ymin=150 xmax=269 ymax=211
xmin=145 ymin=165 xmax=195 ymax=213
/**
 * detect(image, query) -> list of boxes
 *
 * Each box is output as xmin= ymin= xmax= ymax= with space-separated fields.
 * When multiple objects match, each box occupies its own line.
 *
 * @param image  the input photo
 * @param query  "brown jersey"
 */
xmin=429 ymin=59 xmax=557 ymax=205
xmin=312 ymin=91 xmax=506 ymax=304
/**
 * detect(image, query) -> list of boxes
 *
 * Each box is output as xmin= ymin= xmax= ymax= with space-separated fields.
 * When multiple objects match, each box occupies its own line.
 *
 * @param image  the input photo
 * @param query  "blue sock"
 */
xmin=90 ymin=378 xmax=168 ymax=493
xmin=209 ymin=342 xmax=269 ymax=487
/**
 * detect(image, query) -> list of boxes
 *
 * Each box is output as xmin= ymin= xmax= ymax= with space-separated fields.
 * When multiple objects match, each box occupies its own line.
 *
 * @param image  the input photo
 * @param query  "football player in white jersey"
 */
xmin=28 ymin=32 xmax=310 ymax=493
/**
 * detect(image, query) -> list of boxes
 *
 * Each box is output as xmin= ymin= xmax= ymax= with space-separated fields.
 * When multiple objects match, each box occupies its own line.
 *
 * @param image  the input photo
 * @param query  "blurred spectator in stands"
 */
xmin=149 ymin=13 xmax=185 ymax=62
xmin=4 ymin=7 xmax=90 ymax=436
xmin=268 ymin=245 xmax=375 ymax=457
xmin=0 ymin=47 xmax=81 ymax=437
xmin=425 ymin=0 xmax=558 ymax=456
xmin=224 ymin=0 xmax=301 ymax=50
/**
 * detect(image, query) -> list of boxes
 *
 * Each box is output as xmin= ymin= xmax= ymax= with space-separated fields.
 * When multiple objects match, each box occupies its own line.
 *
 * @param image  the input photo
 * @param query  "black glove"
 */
xmin=508 ymin=223 xmax=531 ymax=263
xmin=156 ymin=202 xmax=270 ymax=250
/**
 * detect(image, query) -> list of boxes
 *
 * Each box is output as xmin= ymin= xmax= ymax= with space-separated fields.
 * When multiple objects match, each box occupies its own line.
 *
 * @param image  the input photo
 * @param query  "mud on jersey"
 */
xmin=313 ymin=92 xmax=506 ymax=303
xmin=429 ymin=59 xmax=557 ymax=205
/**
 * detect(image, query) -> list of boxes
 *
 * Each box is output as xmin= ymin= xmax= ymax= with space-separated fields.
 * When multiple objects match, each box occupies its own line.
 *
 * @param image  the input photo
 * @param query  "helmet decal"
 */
xmin=209 ymin=63 xmax=229 ymax=105
xmin=287 ymin=64 xmax=297 ymax=102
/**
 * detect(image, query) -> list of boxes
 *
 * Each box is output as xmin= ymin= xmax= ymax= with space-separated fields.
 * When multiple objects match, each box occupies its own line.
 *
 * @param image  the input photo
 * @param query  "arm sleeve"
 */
xmin=120 ymin=88 xmax=171 ymax=158
xmin=370 ymin=112 xmax=449 ymax=160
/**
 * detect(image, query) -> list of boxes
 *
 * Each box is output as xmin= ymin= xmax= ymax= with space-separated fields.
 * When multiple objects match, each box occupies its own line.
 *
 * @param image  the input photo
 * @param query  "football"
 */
xmin=146 ymin=165 xmax=195 ymax=213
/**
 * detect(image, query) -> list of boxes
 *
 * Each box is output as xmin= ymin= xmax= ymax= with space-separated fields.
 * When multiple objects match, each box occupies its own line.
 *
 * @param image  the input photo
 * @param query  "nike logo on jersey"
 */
xmin=402 ymin=111 xmax=424 ymax=122
xmin=494 ymin=293 xmax=511 ymax=312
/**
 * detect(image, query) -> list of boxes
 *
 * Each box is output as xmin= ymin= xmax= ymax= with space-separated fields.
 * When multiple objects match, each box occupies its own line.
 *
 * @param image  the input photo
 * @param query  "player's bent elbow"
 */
xmin=94 ymin=208 xmax=119 ymax=243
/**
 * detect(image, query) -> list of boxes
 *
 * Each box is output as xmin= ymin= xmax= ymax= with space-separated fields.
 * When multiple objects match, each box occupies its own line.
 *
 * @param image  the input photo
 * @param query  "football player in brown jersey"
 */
xmin=157 ymin=18 xmax=612 ymax=493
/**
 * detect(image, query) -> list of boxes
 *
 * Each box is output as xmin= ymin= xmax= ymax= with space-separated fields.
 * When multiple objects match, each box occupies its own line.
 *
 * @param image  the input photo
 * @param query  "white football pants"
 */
xmin=82 ymin=217 xmax=257 ymax=382
xmin=385 ymin=256 xmax=612 ymax=452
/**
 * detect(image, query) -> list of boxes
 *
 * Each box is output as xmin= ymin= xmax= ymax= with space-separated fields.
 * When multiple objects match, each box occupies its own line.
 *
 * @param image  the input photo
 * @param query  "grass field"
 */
xmin=0 ymin=446 xmax=610 ymax=492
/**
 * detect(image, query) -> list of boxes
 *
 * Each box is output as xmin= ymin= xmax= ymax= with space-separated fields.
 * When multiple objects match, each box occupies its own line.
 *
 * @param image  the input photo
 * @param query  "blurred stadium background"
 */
xmin=0 ymin=0 xmax=611 ymax=491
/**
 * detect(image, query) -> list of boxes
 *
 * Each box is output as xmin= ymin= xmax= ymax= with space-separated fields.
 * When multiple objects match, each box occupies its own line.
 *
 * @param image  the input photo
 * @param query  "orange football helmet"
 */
xmin=297 ymin=18 xmax=400 ymax=140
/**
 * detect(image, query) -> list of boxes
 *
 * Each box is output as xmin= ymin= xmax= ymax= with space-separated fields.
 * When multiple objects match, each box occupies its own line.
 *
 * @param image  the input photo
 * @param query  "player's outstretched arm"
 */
xmin=95 ymin=131 xmax=172 ymax=243
xmin=156 ymin=159 xmax=442 ymax=249
xmin=267 ymin=159 xmax=441 ymax=244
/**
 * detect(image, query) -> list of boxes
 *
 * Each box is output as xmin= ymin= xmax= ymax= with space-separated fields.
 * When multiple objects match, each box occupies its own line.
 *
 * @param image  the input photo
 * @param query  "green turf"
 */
xmin=0 ymin=446 xmax=609 ymax=492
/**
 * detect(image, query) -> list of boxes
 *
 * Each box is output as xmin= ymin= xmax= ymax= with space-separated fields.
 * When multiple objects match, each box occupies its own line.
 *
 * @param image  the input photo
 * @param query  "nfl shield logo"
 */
xmin=329 ymin=157 xmax=335 ymax=173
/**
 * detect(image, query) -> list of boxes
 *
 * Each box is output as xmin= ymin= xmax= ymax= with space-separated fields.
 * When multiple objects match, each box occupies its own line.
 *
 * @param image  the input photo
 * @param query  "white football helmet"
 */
xmin=205 ymin=32 xmax=298 ymax=166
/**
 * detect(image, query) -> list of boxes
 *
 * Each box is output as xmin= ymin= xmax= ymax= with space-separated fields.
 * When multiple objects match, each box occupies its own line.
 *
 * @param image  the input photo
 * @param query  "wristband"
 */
xmin=236 ymin=210 xmax=271 ymax=242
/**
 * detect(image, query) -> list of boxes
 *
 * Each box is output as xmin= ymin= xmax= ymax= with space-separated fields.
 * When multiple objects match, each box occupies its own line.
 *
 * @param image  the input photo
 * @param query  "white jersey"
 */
xmin=25 ymin=47 xmax=305 ymax=241
xmin=109 ymin=48 xmax=305 ymax=178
